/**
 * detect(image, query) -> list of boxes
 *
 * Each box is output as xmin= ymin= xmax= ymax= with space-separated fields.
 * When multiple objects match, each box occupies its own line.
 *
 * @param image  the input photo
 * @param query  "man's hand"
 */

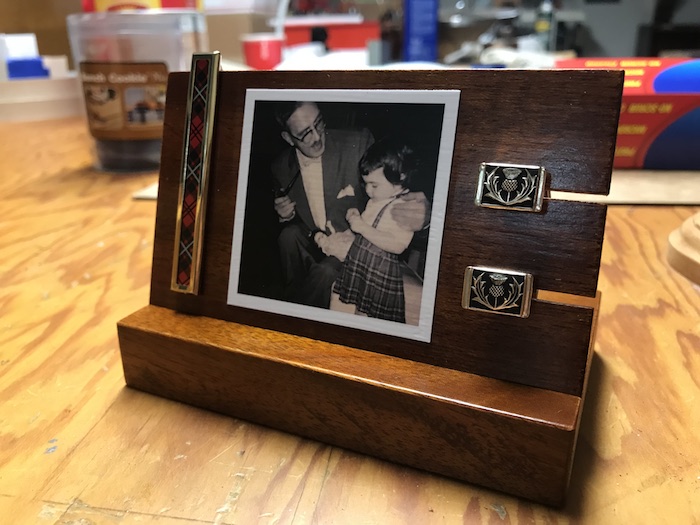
xmin=317 ymin=229 xmax=355 ymax=262
xmin=314 ymin=231 xmax=329 ymax=251
xmin=274 ymin=195 xmax=296 ymax=221
xmin=391 ymin=191 xmax=430 ymax=232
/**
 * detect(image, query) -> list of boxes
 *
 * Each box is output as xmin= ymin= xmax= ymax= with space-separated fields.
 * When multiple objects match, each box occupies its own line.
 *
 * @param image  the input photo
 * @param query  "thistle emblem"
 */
xmin=500 ymin=167 xmax=521 ymax=192
xmin=463 ymin=267 xmax=532 ymax=318
xmin=484 ymin=166 xmax=536 ymax=207
xmin=471 ymin=271 xmax=524 ymax=312
xmin=475 ymin=163 xmax=546 ymax=213
xmin=488 ymin=273 xmax=508 ymax=297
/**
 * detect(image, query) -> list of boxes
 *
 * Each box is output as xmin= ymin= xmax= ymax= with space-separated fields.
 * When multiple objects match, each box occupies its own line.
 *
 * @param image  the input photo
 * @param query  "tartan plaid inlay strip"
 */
xmin=171 ymin=52 xmax=220 ymax=294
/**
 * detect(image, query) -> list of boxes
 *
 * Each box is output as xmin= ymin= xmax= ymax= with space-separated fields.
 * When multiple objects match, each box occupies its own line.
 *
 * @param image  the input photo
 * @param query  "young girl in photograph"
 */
xmin=332 ymin=139 xmax=419 ymax=323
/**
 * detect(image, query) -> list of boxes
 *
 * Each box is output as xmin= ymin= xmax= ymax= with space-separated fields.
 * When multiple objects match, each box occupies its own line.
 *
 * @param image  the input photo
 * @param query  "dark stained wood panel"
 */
xmin=150 ymin=69 xmax=622 ymax=396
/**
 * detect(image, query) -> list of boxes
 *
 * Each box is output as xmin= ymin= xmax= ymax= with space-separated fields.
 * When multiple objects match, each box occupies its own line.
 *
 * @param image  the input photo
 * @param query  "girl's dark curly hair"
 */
xmin=359 ymin=138 xmax=417 ymax=188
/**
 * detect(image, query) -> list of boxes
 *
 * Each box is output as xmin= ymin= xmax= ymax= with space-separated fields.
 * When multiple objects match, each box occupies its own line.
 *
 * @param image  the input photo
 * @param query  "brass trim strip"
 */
xmin=171 ymin=51 xmax=221 ymax=294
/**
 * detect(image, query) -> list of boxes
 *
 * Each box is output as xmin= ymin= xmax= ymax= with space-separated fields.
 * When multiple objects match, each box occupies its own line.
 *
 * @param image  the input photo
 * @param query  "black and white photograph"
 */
xmin=227 ymin=89 xmax=459 ymax=342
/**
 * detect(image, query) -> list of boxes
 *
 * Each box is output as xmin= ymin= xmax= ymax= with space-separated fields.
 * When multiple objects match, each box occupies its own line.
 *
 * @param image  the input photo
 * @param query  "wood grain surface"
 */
xmin=2 ymin=120 xmax=699 ymax=523
xmin=118 ymin=303 xmax=586 ymax=506
xmin=150 ymin=70 xmax=623 ymax=395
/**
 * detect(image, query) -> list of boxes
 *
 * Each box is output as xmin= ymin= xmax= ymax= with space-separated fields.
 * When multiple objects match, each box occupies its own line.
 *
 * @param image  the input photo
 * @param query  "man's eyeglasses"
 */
xmin=289 ymin=117 xmax=326 ymax=144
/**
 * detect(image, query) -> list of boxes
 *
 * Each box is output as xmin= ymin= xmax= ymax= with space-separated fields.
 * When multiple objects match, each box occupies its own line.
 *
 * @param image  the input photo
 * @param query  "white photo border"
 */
xmin=227 ymin=89 xmax=460 ymax=343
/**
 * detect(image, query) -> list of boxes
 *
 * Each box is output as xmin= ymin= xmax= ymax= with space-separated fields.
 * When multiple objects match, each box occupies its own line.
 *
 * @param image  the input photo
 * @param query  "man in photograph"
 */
xmin=272 ymin=101 xmax=429 ymax=309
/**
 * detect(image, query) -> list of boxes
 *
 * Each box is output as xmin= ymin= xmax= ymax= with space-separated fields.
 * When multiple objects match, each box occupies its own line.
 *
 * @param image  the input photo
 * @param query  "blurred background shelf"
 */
xmin=0 ymin=76 xmax=82 ymax=122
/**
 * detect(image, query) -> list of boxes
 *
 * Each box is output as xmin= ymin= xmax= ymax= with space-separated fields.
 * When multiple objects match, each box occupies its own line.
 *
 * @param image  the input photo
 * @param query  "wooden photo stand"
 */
xmin=118 ymin=67 xmax=623 ymax=506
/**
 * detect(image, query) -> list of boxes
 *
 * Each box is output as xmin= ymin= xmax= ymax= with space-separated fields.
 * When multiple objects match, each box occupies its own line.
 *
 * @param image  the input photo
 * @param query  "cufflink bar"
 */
xmin=171 ymin=51 xmax=221 ymax=294
xmin=475 ymin=162 xmax=547 ymax=213
xmin=462 ymin=266 xmax=533 ymax=318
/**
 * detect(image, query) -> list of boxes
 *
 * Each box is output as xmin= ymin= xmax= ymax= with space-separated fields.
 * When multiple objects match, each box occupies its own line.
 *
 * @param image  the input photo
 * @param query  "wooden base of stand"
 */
xmin=668 ymin=211 xmax=700 ymax=285
xmin=117 ymin=305 xmax=594 ymax=507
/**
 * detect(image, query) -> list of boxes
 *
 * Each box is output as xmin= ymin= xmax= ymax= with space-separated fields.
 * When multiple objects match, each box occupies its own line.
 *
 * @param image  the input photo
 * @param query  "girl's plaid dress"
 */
xmin=333 ymin=199 xmax=406 ymax=323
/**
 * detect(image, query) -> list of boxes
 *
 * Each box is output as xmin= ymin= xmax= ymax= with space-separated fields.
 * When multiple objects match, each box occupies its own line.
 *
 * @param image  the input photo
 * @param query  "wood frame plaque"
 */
xmin=118 ymin=68 xmax=623 ymax=506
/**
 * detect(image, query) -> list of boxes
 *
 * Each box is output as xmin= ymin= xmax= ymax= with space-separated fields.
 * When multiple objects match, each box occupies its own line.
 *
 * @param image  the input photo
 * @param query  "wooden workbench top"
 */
xmin=1 ymin=118 xmax=698 ymax=523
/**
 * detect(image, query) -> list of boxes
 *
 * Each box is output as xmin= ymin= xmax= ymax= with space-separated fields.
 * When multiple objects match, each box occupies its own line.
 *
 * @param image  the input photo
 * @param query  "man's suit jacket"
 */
xmin=271 ymin=128 xmax=374 ymax=234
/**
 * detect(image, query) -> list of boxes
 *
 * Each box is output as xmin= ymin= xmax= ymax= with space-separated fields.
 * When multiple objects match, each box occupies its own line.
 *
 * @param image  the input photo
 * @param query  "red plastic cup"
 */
xmin=241 ymin=33 xmax=284 ymax=70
